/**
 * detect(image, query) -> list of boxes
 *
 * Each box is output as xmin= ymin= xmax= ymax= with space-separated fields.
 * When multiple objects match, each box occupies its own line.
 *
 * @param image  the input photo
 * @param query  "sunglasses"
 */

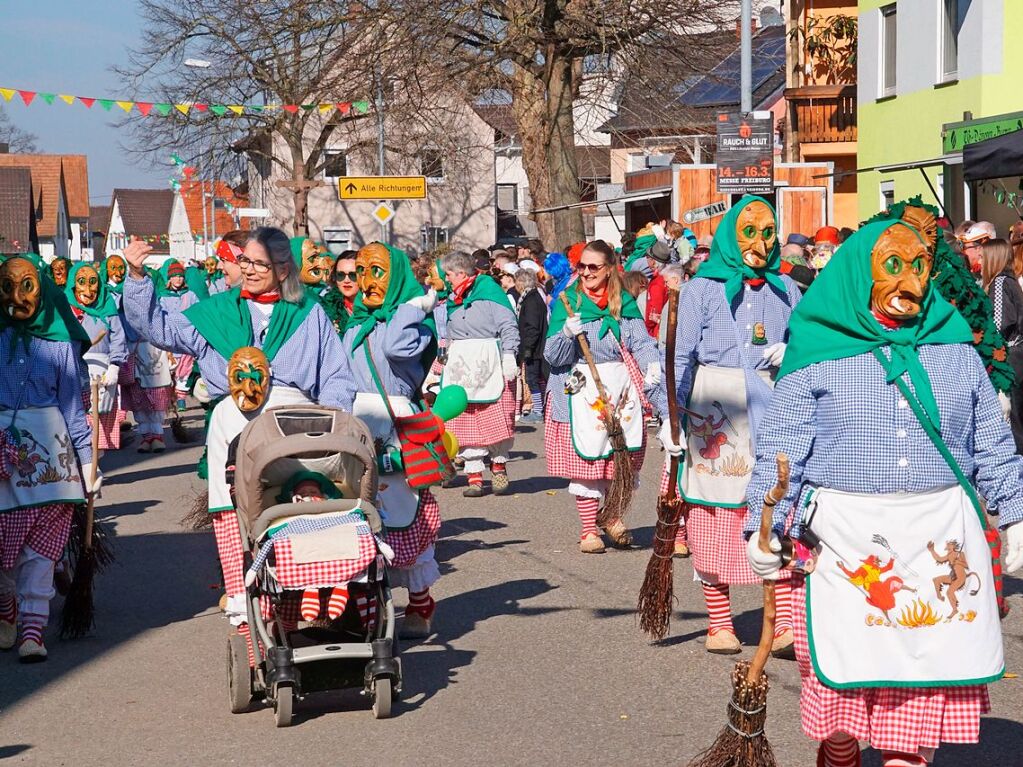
xmin=337 ymin=271 xmax=358 ymax=282
xmin=575 ymin=262 xmax=606 ymax=274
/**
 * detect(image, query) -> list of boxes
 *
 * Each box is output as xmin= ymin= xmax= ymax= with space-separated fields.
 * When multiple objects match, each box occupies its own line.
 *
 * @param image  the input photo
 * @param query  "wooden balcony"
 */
xmin=785 ymin=84 xmax=857 ymax=144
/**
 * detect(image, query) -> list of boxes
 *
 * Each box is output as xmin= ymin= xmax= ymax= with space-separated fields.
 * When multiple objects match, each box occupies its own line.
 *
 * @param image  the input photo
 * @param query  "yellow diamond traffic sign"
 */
xmin=371 ymin=202 xmax=395 ymax=226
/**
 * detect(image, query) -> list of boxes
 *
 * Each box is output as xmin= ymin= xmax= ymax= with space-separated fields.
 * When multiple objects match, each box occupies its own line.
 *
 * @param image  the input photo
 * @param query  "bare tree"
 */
xmin=0 ymin=106 xmax=39 ymax=153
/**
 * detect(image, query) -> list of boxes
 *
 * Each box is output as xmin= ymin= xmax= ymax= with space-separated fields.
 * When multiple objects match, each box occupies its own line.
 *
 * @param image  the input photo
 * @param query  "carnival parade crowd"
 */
xmin=2 ymin=194 xmax=1023 ymax=766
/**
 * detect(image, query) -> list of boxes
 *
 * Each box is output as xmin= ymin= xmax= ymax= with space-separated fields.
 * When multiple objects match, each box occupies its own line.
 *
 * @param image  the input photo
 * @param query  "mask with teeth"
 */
xmin=735 ymin=201 xmax=777 ymax=270
xmin=73 ymin=264 xmax=100 ymax=307
xmin=0 ymin=256 xmax=42 ymax=321
xmin=870 ymin=224 xmax=932 ymax=323
xmin=227 ymin=346 xmax=271 ymax=412
xmin=299 ymin=238 xmax=325 ymax=285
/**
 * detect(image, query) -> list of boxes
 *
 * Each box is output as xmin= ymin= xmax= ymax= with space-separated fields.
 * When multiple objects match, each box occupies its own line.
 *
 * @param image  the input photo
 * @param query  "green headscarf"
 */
xmin=0 ymin=254 xmax=90 ymax=361
xmin=276 ymin=470 xmax=344 ymax=504
xmin=451 ymin=273 xmax=512 ymax=311
xmin=155 ymin=260 xmax=189 ymax=298
xmin=547 ymin=283 xmax=643 ymax=342
xmin=184 ymin=265 xmax=211 ymax=301
xmin=434 ymin=261 xmax=452 ymax=300
xmin=99 ymin=257 xmax=125 ymax=295
xmin=65 ymin=261 xmax=119 ymax=320
xmin=183 ymin=286 xmax=315 ymax=363
xmin=696 ymin=195 xmax=787 ymax=303
xmin=44 ymin=256 xmax=72 ymax=284
xmin=778 ymin=220 xmax=973 ymax=430
xmin=623 ymin=234 xmax=657 ymax=271
xmin=349 ymin=243 xmax=436 ymax=350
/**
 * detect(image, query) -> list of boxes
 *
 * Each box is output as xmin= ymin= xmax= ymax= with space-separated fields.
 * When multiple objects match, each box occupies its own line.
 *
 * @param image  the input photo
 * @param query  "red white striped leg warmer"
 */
xmin=702 ymin=583 xmax=733 ymax=634
xmin=774 ymin=577 xmax=793 ymax=636
xmin=817 ymin=734 xmax=860 ymax=767
xmin=575 ymin=496 xmax=599 ymax=539
xmin=407 ymin=588 xmax=435 ymax=620
xmin=326 ymin=586 xmax=350 ymax=620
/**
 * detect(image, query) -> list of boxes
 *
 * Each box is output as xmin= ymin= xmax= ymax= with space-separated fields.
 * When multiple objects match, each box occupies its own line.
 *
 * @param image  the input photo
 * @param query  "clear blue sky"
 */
xmin=3 ymin=0 xmax=170 ymax=202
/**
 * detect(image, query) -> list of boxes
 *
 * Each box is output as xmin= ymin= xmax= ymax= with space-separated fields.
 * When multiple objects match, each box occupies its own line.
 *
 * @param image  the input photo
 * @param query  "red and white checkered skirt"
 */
xmin=543 ymin=412 xmax=646 ymax=481
xmin=385 ymin=490 xmax=441 ymax=569
xmin=212 ymin=510 xmax=246 ymax=597
xmin=119 ymin=356 xmax=174 ymax=413
xmin=81 ymin=391 xmax=125 ymax=451
xmin=267 ymin=525 xmax=378 ymax=589
xmin=0 ymin=503 xmax=75 ymax=569
xmin=447 ymin=381 xmax=516 ymax=448
xmin=792 ymin=575 xmax=989 ymax=752
xmin=684 ymin=502 xmax=762 ymax=586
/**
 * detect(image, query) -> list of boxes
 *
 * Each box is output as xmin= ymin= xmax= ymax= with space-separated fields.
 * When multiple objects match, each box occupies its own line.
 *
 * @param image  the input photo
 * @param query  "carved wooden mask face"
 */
xmin=735 ymin=201 xmax=777 ymax=269
xmin=356 ymin=243 xmax=391 ymax=308
xmin=50 ymin=258 xmax=69 ymax=286
xmin=106 ymin=255 xmax=126 ymax=283
xmin=900 ymin=206 xmax=938 ymax=253
xmin=0 ymin=257 xmax=42 ymax=321
xmin=427 ymin=262 xmax=446 ymax=292
xmin=317 ymin=249 xmax=335 ymax=282
xmin=204 ymin=256 xmax=219 ymax=274
xmin=298 ymin=239 xmax=325 ymax=285
xmin=227 ymin=346 xmax=271 ymax=412
xmin=870 ymin=225 xmax=932 ymax=322
xmin=74 ymin=265 xmax=100 ymax=306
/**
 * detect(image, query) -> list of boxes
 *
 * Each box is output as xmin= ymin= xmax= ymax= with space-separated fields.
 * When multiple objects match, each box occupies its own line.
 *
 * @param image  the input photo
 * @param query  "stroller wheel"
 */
xmin=372 ymin=678 xmax=393 ymax=719
xmin=273 ymin=683 xmax=294 ymax=727
xmin=227 ymin=633 xmax=253 ymax=714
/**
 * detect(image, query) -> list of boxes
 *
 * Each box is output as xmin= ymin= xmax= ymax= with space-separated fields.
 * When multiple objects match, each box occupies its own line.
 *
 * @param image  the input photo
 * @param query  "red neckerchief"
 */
xmin=746 ymin=277 xmax=766 ymax=288
xmin=451 ymin=275 xmax=477 ymax=306
xmin=343 ymin=296 xmax=355 ymax=313
xmin=71 ymin=305 xmax=85 ymax=319
xmin=240 ymin=290 xmax=280 ymax=304
xmin=584 ymin=287 xmax=609 ymax=309
xmin=872 ymin=310 xmax=901 ymax=330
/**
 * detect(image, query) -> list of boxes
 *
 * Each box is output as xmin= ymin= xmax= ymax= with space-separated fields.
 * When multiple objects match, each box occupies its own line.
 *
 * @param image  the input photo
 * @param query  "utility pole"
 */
xmin=376 ymin=66 xmax=388 ymax=244
xmin=200 ymin=177 xmax=209 ymax=261
xmin=740 ymin=0 xmax=752 ymax=114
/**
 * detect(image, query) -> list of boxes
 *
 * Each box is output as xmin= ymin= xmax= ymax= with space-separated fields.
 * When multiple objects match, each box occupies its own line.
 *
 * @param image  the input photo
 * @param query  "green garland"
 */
xmin=865 ymin=196 xmax=1014 ymax=393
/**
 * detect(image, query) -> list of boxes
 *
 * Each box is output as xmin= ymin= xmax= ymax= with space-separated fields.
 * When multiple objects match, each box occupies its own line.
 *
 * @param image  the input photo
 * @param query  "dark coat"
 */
xmin=517 ymin=288 xmax=549 ymax=364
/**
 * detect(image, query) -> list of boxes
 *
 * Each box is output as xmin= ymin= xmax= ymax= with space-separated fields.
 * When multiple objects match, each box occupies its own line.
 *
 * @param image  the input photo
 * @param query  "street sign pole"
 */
xmin=376 ymin=67 xmax=388 ymax=244
xmin=741 ymin=0 xmax=752 ymax=114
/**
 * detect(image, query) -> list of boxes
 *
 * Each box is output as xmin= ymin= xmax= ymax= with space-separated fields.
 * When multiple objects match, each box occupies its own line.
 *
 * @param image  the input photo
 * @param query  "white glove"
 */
xmin=502 ymin=353 xmax=518 ymax=381
xmin=193 ymin=377 xmax=212 ymax=404
xmin=562 ymin=315 xmax=584 ymax=338
xmin=102 ymin=364 xmax=119 ymax=387
xmin=98 ymin=383 xmax=117 ymax=414
xmin=657 ymin=420 xmax=683 ymax=457
xmin=747 ymin=532 xmax=784 ymax=580
xmin=406 ymin=288 xmax=438 ymax=314
xmin=80 ymin=463 xmax=103 ymax=495
xmin=762 ymin=342 xmax=786 ymax=368
xmin=1006 ymin=522 xmax=1023 ymax=573
xmin=998 ymin=392 xmax=1011 ymax=422
xmin=644 ymin=362 xmax=662 ymax=387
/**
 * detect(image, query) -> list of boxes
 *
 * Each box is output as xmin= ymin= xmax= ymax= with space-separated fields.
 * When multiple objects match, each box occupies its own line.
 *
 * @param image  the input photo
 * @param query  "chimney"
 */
xmin=735 ymin=17 xmax=758 ymax=38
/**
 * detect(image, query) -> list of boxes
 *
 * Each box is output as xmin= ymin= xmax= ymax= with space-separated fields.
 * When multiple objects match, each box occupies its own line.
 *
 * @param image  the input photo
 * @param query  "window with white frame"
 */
xmin=880 ymin=4 xmax=897 ymax=98
xmin=322 ymin=149 xmax=348 ymax=180
xmin=322 ymin=227 xmax=353 ymax=256
xmin=419 ymin=150 xmax=444 ymax=182
xmin=880 ymin=180 xmax=895 ymax=212
xmin=938 ymin=0 xmax=961 ymax=83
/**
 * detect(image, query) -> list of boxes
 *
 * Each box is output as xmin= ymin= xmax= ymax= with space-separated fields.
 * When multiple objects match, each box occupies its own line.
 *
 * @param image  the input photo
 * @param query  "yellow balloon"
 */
xmin=442 ymin=430 xmax=459 ymax=459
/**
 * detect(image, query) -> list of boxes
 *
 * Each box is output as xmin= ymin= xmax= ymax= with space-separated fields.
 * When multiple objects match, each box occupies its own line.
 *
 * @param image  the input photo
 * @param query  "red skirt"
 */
xmin=447 ymin=381 xmax=516 ymax=447
xmin=82 ymin=391 xmax=124 ymax=451
xmin=385 ymin=490 xmax=440 ymax=569
xmin=544 ymin=412 xmax=646 ymax=481
xmin=119 ymin=356 xmax=174 ymax=413
xmin=0 ymin=504 xmax=74 ymax=569
xmin=793 ymin=575 xmax=989 ymax=752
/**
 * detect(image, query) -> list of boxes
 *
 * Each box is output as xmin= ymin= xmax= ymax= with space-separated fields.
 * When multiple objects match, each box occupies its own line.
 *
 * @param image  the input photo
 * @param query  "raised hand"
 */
xmin=123 ymin=237 xmax=153 ymax=277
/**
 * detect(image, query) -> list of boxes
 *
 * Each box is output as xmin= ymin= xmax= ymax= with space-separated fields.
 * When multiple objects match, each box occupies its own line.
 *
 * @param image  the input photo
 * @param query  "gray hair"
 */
xmin=440 ymin=250 xmax=475 ymax=277
xmin=514 ymin=268 xmax=537 ymax=293
xmin=249 ymin=227 xmax=303 ymax=304
xmin=660 ymin=263 xmax=684 ymax=283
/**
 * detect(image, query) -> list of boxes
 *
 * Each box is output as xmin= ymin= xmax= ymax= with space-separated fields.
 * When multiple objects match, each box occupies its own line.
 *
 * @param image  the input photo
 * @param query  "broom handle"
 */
xmin=663 ymin=287 xmax=681 ymax=499
xmin=559 ymin=293 xmax=612 ymax=408
xmin=85 ymin=377 xmax=101 ymax=551
xmin=747 ymin=452 xmax=789 ymax=682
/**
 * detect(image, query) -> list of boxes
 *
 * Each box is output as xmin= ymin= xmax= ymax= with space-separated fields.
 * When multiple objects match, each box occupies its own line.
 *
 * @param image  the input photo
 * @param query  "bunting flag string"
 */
xmin=0 ymin=85 xmax=371 ymax=118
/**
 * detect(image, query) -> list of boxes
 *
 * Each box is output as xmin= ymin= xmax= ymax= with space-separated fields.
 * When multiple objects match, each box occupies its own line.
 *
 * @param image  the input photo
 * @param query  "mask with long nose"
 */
xmin=74 ymin=264 xmax=100 ymax=307
xmin=735 ymin=201 xmax=777 ymax=270
xmin=227 ymin=346 xmax=271 ymax=412
xmin=870 ymin=224 xmax=932 ymax=322
xmin=0 ymin=257 xmax=42 ymax=321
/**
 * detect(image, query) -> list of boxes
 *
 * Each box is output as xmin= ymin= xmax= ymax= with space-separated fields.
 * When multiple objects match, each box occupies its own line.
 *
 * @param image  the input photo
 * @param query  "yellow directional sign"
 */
xmin=338 ymin=176 xmax=428 ymax=200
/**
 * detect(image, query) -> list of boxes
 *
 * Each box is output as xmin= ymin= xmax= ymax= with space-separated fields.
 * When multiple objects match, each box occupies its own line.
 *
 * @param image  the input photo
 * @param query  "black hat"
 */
xmin=648 ymin=241 xmax=672 ymax=264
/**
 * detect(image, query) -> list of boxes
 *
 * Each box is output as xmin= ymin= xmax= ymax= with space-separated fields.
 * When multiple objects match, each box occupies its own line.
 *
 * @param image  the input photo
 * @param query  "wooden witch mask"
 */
xmin=356 ymin=242 xmax=391 ymax=309
xmin=106 ymin=255 xmax=126 ymax=284
xmin=228 ymin=346 xmax=272 ymax=412
xmin=871 ymin=224 xmax=932 ymax=322
xmin=735 ymin=200 xmax=777 ymax=269
xmin=297 ymin=238 xmax=326 ymax=286
xmin=73 ymin=264 xmax=101 ymax=307
xmin=0 ymin=256 xmax=42 ymax=321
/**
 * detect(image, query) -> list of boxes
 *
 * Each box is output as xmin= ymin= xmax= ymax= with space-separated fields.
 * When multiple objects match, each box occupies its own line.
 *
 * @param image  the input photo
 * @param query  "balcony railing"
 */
xmin=786 ymin=84 xmax=857 ymax=144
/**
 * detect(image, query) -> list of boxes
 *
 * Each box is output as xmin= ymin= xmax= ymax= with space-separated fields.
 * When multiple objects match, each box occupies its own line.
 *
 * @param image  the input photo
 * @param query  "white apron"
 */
xmin=441 ymin=338 xmax=504 ymax=403
xmin=134 ymin=341 xmax=172 ymax=388
xmin=567 ymin=361 xmax=644 ymax=460
xmin=206 ymin=386 xmax=312 ymax=512
xmin=679 ymin=365 xmax=772 ymax=508
xmin=0 ymin=407 xmax=86 ymax=511
xmin=352 ymin=392 xmax=420 ymax=531
xmin=802 ymin=485 xmax=1004 ymax=689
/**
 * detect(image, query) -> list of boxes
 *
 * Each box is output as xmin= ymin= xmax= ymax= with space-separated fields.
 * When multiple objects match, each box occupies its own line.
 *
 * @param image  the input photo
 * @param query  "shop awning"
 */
xmin=963 ymin=129 xmax=1023 ymax=182
xmin=530 ymin=188 xmax=670 ymax=215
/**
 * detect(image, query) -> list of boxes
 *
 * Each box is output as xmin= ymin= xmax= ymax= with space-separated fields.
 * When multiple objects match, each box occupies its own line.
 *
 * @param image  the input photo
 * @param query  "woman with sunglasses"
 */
xmin=544 ymin=240 xmax=666 ymax=553
xmin=121 ymin=228 xmax=355 ymax=645
xmin=331 ymin=251 xmax=360 ymax=330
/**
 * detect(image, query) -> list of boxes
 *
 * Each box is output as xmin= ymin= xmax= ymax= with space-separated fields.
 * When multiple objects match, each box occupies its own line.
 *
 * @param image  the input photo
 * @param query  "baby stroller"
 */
xmin=228 ymin=404 xmax=401 ymax=726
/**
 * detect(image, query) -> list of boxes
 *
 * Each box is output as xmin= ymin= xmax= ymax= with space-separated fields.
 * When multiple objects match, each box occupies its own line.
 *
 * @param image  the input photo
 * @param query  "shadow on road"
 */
xmin=0 ymin=745 xmax=32 ymax=760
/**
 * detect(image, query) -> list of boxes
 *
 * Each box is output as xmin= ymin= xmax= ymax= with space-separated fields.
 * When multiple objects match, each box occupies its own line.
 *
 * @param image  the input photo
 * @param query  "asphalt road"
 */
xmin=1 ymin=410 xmax=1021 ymax=766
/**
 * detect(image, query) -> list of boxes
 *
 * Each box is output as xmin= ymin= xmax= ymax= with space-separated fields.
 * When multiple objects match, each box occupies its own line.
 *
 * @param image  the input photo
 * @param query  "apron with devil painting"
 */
xmin=567 ymin=360 xmax=645 ymax=459
xmin=440 ymin=337 xmax=504 ymax=404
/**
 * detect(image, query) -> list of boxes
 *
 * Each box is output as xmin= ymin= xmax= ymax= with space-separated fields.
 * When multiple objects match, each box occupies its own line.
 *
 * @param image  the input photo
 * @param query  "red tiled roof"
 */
xmin=61 ymin=155 xmax=90 ymax=220
xmin=0 ymin=154 xmax=66 ymax=237
xmin=0 ymin=167 xmax=37 ymax=254
xmin=178 ymin=180 xmax=248 ymax=237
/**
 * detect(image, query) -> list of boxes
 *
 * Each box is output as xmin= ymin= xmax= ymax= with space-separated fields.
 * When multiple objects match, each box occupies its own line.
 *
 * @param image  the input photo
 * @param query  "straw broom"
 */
xmin=559 ymin=292 xmax=635 ymax=540
xmin=686 ymin=453 xmax=789 ymax=767
xmin=638 ymin=286 xmax=683 ymax=638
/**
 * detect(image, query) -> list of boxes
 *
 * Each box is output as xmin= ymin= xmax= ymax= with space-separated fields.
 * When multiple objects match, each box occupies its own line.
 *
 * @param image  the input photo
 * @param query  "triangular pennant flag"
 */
xmin=194 ymin=103 xmax=208 ymax=112
xmin=0 ymin=88 xmax=16 ymax=102
xmin=174 ymin=104 xmax=190 ymax=115
xmin=300 ymin=104 xmax=315 ymax=112
xmin=170 ymin=153 xmax=184 ymax=165
xmin=318 ymin=104 xmax=333 ymax=114
xmin=263 ymin=103 xmax=279 ymax=111
xmin=59 ymin=94 xmax=75 ymax=105
xmin=227 ymin=105 xmax=244 ymax=115
xmin=136 ymin=102 xmax=153 ymax=116
xmin=352 ymin=100 xmax=370 ymax=114
xmin=154 ymin=103 xmax=172 ymax=116
xmin=40 ymin=93 xmax=56 ymax=105
xmin=98 ymin=99 xmax=114 ymax=111
xmin=116 ymin=100 xmax=134 ymax=113
xmin=249 ymin=105 xmax=264 ymax=113
xmin=210 ymin=105 xmax=227 ymax=116
xmin=337 ymin=102 xmax=351 ymax=115
xmin=283 ymin=104 xmax=300 ymax=113
xmin=18 ymin=90 xmax=36 ymax=106
xmin=78 ymin=96 xmax=96 ymax=108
